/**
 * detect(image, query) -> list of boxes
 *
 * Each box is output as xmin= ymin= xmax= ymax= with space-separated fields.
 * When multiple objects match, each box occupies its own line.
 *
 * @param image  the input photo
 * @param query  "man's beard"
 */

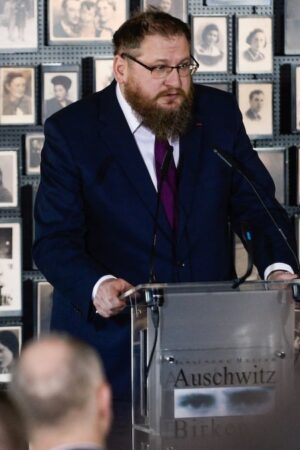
xmin=124 ymin=82 xmax=194 ymax=140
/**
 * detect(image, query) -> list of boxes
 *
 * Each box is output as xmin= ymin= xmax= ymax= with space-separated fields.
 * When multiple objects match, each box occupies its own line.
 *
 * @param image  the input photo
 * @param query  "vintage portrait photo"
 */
xmin=0 ymin=221 xmax=22 ymax=316
xmin=285 ymin=0 xmax=300 ymax=55
xmin=42 ymin=66 xmax=79 ymax=123
xmin=237 ymin=82 xmax=273 ymax=139
xmin=206 ymin=0 xmax=271 ymax=5
xmin=192 ymin=16 xmax=228 ymax=74
xmin=142 ymin=0 xmax=187 ymax=22
xmin=0 ymin=326 xmax=21 ymax=382
xmin=254 ymin=147 xmax=286 ymax=205
xmin=25 ymin=132 xmax=45 ymax=175
xmin=0 ymin=66 xmax=35 ymax=125
xmin=36 ymin=281 xmax=54 ymax=337
xmin=0 ymin=149 xmax=18 ymax=208
xmin=236 ymin=16 xmax=273 ymax=74
xmin=292 ymin=65 xmax=300 ymax=133
xmin=0 ymin=0 xmax=38 ymax=52
xmin=48 ymin=0 xmax=128 ymax=44
xmin=94 ymin=58 xmax=114 ymax=92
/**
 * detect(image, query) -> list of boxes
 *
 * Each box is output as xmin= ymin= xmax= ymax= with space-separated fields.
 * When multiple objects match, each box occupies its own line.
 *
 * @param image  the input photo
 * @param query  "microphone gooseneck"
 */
xmin=213 ymin=147 xmax=300 ymax=284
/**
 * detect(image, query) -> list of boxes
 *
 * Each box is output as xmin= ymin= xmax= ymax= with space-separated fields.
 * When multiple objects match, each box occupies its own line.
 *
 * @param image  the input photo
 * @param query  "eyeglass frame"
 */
xmin=120 ymin=52 xmax=199 ymax=78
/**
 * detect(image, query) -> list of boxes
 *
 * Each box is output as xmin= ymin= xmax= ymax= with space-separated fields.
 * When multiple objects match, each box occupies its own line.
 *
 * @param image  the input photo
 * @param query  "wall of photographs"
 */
xmin=1 ymin=0 xmax=300 ymax=382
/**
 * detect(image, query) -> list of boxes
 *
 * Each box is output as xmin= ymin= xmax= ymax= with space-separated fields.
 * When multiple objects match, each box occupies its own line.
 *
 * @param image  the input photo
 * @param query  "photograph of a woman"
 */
xmin=236 ymin=16 xmax=273 ymax=74
xmin=192 ymin=16 xmax=227 ymax=73
xmin=0 ymin=67 xmax=35 ymax=124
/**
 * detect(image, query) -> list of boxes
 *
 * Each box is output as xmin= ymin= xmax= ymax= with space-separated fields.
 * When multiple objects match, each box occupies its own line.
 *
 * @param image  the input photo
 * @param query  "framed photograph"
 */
xmin=0 ymin=149 xmax=18 ymax=208
xmin=0 ymin=67 xmax=35 ymax=125
xmin=48 ymin=0 xmax=128 ymax=44
xmin=254 ymin=147 xmax=286 ymax=205
xmin=192 ymin=16 xmax=228 ymax=74
xmin=25 ymin=132 xmax=44 ymax=175
xmin=296 ymin=148 xmax=300 ymax=205
xmin=35 ymin=281 xmax=53 ymax=337
xmin=236 ymin=16 xmax=273 ymax=74
xmin=0 ymin=325 xmax=21 ymax=383
xmin=291 ymin=65 xmax=300 ymax=133
xmin=237 ymin=81 xmax=273 ymax=139
xmin=0 ymin=220 xmax=22 ymax=316
xmin=142 ymin=0 xmax=187 ymax=22
xmin=94 ymin=57 xmax=114 ymax=92
xmin=205 ymin=0 xmax=271 ymax=5
xmin=0 ymin=0 xmax=38 ymax=53
xmin=234 ymin=234 xmax=259 ymax=281
xmin=284 ymin=0 xmax=300 ymax=55
xmin=42 ymin=65 xmax=80 ymax=123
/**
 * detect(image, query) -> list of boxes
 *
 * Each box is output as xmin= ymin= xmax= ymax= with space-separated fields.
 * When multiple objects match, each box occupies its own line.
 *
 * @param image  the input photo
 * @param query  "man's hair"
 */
xmin=0 ymin=392 xmax=27 ymax=450
xmin=113 ymin=9 xmax=191 ymax=55
xmin=249 ymin=89 xmax=264 ymax=100
xmin=10 ymin=334 xmax=106 ymax=429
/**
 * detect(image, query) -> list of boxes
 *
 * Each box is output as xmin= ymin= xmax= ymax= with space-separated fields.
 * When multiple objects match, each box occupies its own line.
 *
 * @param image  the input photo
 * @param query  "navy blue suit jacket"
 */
xmin=33 ymin=82 xmax=297 ymax=400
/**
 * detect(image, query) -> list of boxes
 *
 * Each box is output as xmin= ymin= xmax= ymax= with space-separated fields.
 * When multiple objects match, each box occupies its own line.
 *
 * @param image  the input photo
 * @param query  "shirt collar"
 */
xmin=116 ymin=83 xmax=143 ymax=135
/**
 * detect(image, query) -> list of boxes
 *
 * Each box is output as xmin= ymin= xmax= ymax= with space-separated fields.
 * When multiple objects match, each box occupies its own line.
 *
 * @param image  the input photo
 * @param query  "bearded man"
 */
xmin=33 ymin=9 xmax=298 ymax=416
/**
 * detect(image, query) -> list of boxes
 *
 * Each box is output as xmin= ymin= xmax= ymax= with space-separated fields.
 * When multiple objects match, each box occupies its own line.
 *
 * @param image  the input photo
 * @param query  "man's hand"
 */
xmin=267 ymin=270 xmax=299 ymax=281
xmin=93 ymin=278 xmax=133 ymax=318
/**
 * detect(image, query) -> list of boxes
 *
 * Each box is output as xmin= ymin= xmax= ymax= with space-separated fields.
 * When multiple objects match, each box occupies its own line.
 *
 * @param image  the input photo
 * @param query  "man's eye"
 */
xmin=153 ymin=65 xmax=167 ymax=72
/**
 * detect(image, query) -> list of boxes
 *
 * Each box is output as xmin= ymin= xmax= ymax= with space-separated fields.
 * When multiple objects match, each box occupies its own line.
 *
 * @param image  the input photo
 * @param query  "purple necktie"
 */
xmin=154 ymin=137 xmax=177 ymax=229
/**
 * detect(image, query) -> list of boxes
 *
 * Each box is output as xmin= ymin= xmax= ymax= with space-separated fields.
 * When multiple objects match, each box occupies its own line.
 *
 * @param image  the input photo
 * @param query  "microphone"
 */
xmin=213 ymin=147 xmax=300 ymax=280
xmin=148 ymin=143 xmax=175 ymax=283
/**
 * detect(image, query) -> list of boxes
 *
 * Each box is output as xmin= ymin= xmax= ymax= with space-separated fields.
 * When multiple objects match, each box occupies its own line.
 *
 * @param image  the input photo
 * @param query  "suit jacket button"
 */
xmin=177 ymin=261 xmax=185 ymax=268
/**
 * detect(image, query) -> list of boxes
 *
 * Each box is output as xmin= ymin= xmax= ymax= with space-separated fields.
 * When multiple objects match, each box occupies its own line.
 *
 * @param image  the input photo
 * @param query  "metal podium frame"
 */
xmin=124 ymin=280 xmax=299 ymax=450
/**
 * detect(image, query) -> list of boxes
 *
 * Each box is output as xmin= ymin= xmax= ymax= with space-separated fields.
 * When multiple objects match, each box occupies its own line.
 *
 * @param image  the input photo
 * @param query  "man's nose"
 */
xmin=164 ymin=68 xmax=182 ymax=87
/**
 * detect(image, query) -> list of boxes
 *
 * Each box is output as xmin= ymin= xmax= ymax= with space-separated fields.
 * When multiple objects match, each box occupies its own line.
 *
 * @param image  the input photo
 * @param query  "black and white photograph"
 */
xmin=42 ymin=65 xmax=80 ymax=123
xmin=0 ymin=220 xmax=22 ymax=316
xmin=36 ymin=281 xmax=54 ymax=337
xmin=205 ymin=0 xmax=271 ymax=5
xmin=236 ymin=16 xmax=273 ymax=74
xmin=285 ymin=0 xmax=300 ymax=55
xmin=0 ymin=0 xmax=38 ymax=53
xmin=25 ymin=132 xmax=45 ymax=175
xmin=192 ymin=16 xmax=228 ymax=74
xmin=292 ymin=65 xmax=300 ymax=133
xmin=0 ymin=66 xmax=35 ymax=125
xmin=237 ymin=82 xmax=273 ymax=139
xmin=0 ymin=326 xmax=21 ymax=383
xmin=48 ymin=0 xmax=128 ymax=44
xmin=296 ymin=148 xmax=300 ymax=205
xmin=94 ymin=57 xmax=114 ymax=92
xmin=142 ymin=0 xmax=187 ymax=22
xmin=0 ymin=149 xmax=18 ymax=208
xmin=254 ymin=147 xmax=286 ymax=205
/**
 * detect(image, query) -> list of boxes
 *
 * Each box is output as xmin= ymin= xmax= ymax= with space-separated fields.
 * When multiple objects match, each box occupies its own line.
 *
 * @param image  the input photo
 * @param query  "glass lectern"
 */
xmin=124 ymin=281 xmax=299 ymax=450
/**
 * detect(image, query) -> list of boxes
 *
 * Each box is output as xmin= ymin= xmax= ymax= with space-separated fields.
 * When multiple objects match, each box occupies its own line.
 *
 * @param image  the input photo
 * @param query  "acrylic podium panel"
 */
xmin=127 ymin=281 xmax=297 ymax=450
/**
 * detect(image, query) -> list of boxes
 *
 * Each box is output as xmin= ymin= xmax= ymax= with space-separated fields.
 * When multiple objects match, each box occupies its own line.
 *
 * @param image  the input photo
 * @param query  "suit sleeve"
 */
xmin=33 ymin=116 xmax=105 ymax=318
xmin=228 ymin=96 xmax=298 ymax=277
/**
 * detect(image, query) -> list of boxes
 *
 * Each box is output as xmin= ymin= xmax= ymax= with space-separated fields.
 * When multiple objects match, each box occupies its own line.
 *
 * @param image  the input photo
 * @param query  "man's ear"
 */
xmin=97 ymin=382 xmax=112 ymax=434
xmin=113 ymin=55 xmax=127 ymax=84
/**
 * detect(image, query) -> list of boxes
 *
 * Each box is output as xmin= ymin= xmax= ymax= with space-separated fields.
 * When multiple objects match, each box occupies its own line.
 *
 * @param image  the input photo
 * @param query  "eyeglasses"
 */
xmin=121 ymin=52 xmax=199 ymax=79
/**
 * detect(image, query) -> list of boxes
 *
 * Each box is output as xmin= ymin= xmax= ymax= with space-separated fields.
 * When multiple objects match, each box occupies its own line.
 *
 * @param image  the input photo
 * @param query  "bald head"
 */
xmin=10 ymin=334 xmax=110 ymax=432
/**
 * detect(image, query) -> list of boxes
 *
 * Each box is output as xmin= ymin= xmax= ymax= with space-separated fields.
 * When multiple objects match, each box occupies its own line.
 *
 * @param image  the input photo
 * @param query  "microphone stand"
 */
xmin=213 ymin=148 xmax=300 ymax=287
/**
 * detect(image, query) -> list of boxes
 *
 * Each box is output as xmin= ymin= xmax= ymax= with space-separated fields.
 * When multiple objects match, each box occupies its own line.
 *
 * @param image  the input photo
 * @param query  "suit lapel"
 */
xmin=96 ymin=84 xmax=171 ymax=237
